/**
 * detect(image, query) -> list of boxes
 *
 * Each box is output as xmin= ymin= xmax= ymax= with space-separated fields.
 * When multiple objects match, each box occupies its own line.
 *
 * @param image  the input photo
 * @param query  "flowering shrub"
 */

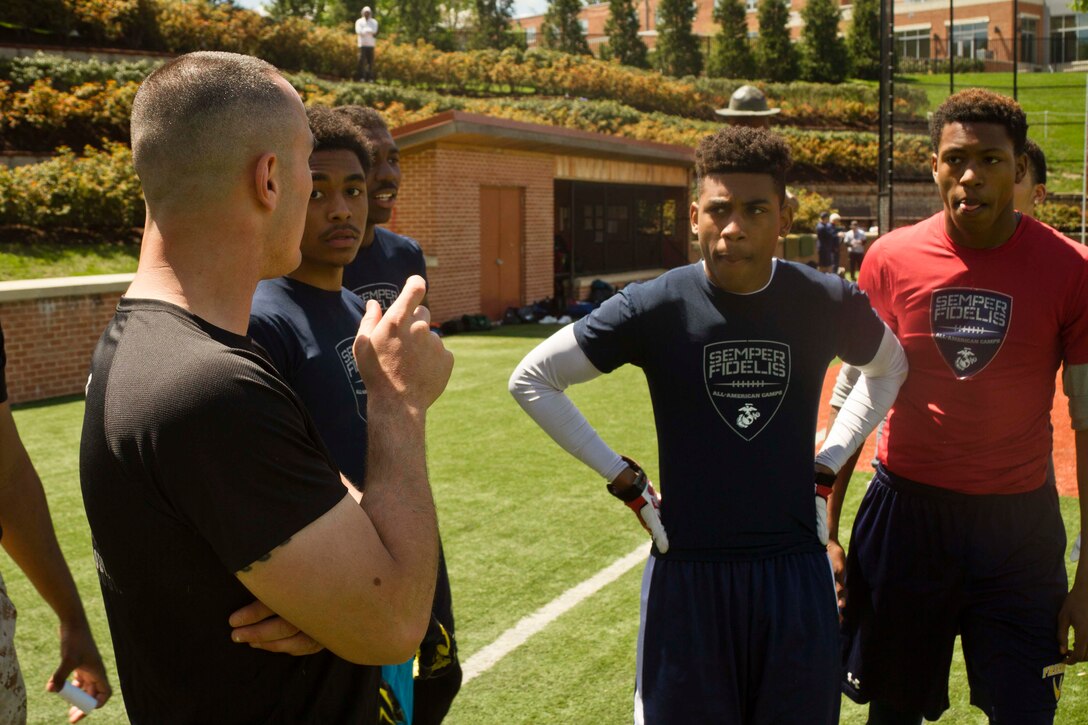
xmin=0 ymin=68 xmax=934 ymax=178
xmin=0 ymin=141 xmax=144 ymax=230
xmin=790 ymin=188 xmax=836 ymax=233
xmin=1 ymin=79 xmax=137 ymax=150
xmin=1034 ymin=202 xmax=1083 ymax=233
xmin=0 ymin=53 xmax=159 ymax=90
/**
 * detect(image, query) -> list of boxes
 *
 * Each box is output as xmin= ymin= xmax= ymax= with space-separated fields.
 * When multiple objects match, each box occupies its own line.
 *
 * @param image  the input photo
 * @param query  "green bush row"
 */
xmin=0 ymin=70 xmax=934 ymax=180
xmin=0 ymin=43 xmax=927 ymax=131
xmin=0 ymin=142 xmax=144 ymax=231
xmin=2 ymin=0 xmax=355 ymax=78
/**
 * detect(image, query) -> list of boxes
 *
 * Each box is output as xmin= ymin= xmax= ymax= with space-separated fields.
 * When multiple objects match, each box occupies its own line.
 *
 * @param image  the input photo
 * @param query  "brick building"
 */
xmin=514 ymin=0 xmax=1086 ymax=69
xmin=385 ymin=111 xmax=694 ymax=323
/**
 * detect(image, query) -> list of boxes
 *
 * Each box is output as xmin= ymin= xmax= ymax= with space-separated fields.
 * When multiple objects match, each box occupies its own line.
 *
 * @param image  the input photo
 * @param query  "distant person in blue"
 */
xmin=509 ymin=125 xmax=908 ymax=724
xmin=815 ymin=210 xmax=838 ymax=274
xmin=334 ymin=105 xmax=460 ymax=725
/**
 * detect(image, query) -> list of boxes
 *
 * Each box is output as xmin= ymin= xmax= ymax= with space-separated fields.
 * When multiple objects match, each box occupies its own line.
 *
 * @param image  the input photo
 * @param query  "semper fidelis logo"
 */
xmin=703 ymin=340 xmax=790 ymax=441
xmin=353 ymin=282 xmax=401 ymax=312
xmin=930 ymin=288 xmax=1012 ymax=380
xmin=335 ymin=336 xmax=368 ymax=422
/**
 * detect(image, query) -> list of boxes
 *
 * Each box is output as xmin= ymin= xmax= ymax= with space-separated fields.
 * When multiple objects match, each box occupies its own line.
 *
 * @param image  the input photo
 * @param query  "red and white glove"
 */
xmin=607 ymin=458 xmax=669 ymax=554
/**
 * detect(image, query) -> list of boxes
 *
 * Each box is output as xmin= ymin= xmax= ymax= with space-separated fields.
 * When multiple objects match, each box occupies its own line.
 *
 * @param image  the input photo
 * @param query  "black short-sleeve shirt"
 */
xmin=80 ymin=298 xmax=379 ymax=723
xmin=574 ymin=261 xmax=884 ymax=560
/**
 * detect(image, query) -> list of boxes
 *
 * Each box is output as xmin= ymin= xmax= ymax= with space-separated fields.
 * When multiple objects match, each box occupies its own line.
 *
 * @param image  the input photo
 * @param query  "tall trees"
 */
xmin=846 ymin=0 xmax=879 ymax=79
xmin=754 ymin=0 xmax=796 ymax=81
xmin=541 ymin=0 xmax=591 ymax=54
xmin=603 ymin=0 xmax=648 ymax=67
xmin=655 ymin=0 xmax=702 ymax=76
xmin=472 ymin=0 xmax=521 ymax=49
xmin=707 ymin=0 xmax=753 ymax=78
xmin=799 ymin=0 xmax=848 ymax=81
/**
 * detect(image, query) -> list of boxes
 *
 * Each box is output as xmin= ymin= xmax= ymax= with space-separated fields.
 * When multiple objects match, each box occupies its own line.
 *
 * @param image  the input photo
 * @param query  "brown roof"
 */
xmin=392 ymin=110 xmax=694 ymax=166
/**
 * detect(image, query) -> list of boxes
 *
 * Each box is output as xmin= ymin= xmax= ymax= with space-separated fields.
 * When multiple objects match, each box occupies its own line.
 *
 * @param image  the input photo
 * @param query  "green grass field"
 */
xmin=0 ymin=242 xmax=139 ymax=281
xmin=900 ymin=71 xmax=1088 ymax=194
xmin=4 ymin=326 xmax=1087 ymax=723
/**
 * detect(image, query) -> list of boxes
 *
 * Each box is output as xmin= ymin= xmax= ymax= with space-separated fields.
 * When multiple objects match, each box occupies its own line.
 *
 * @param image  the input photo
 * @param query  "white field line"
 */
xmin=462 ymin=428 xmax=830 ymax=685
xmin=461 ymin=542 xmax=650 ymax=685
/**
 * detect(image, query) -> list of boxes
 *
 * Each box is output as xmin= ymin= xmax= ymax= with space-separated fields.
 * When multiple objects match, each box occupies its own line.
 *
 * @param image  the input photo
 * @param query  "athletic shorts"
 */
xmin=841 ymin=466 xmax=1068 ymax=723
xmin=0 ymin=573 xmax=27 ymax=725
xmin=635 ymin=551 xmax=839 ymax=725
xmin=413 ymin=541 xmax=461 ymax=725
xmin=818 ymin=245 xmax=834 ymax=267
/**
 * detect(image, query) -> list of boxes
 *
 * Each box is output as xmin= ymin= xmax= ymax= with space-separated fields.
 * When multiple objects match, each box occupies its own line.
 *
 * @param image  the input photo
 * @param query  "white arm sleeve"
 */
xmin=508 ymin=324 xmax=628 ymax=482
xmin=828 ymin=363 xmax=861 ymax=410
xmin=815 ymin=323 xmax=908 ymax=473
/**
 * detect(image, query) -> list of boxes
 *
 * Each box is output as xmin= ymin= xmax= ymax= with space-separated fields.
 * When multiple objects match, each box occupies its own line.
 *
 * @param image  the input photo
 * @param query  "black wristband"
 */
xmin=607 ymin=468 xmax=647 ymax=503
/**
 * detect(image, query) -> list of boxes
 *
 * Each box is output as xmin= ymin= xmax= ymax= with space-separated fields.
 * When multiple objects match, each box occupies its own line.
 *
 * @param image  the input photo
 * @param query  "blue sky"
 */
xmin=233 ymin=0 xmax=548 ymax=19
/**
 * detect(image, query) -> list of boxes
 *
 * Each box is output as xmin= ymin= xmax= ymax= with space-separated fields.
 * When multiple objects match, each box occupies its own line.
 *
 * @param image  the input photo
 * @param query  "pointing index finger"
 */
xmin=382 ymin=275 xmax=427 ymax=324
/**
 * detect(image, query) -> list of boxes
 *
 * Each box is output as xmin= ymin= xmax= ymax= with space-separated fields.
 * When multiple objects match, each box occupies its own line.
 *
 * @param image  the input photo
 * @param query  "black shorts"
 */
xmin=637 ymin=551 xmax=840 ymax=724
xmin=818 ymin=245 xmax=834 ymax=267
xmin=841 ymin=466 xmax=1068 ymax=722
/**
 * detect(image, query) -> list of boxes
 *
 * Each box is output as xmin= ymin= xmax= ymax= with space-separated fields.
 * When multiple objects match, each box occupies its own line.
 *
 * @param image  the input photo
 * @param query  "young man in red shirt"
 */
xmin=834 ymin=89 xmax=1088 ymax=725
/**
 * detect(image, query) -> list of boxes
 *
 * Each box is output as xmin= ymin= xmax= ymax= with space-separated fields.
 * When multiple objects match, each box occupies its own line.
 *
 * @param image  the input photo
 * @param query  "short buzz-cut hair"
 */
xmin=334 ymin=105 xmax=389 ymax=137
xmin=1023 ymin=138 xmax=1047 ymax=186
xmin=130 ymin=51 xmax=300 ymax=205
xmin=694 ymin=126 xmax=792 ymax=202
xmin=307 ymin=106 xmax=373 ymax=175
xmin=930 ymin=88 xmax=1028 ymax=156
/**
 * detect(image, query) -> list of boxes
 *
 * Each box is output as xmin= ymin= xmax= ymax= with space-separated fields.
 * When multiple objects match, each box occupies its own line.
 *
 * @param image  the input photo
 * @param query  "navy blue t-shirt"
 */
xmin=574 ymin=261 xmax=884 ymax=561
xmin=249 ymin=278 xmax=369 ymax=489
xmin=342 ymin=227 xmax=427 ymax=311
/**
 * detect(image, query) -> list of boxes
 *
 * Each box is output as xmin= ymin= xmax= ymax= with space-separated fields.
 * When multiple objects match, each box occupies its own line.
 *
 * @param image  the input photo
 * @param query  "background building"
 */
xmin=514 ymin=0 xmax=1087 ymax=70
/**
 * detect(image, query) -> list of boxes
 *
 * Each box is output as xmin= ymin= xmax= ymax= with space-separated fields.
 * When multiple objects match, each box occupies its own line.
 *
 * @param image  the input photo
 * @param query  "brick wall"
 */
xmin=0 ymin=276 xmax=131 ymax=405
xmin=802 ymin=180 xmax=943 ymax=228
xmin=390 ymin=145 xmax=554 ymax=324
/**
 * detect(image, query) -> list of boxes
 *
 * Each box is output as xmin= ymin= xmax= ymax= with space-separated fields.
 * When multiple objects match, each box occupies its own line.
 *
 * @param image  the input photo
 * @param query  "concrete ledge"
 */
xmin=0 ymin=273 xmax=134 ymax=303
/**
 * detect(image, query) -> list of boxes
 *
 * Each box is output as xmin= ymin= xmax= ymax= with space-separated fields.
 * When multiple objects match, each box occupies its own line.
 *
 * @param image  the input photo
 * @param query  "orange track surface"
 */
xmin=818 ymin=365 xmax=1079 ymax=498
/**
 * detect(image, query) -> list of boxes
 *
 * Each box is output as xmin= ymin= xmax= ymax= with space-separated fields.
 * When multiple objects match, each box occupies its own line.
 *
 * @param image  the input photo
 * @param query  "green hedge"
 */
xmin=2 ymin=0 xmax=355 ymax=78
xmin=0 ymin=142 xmax=143 ymax=231
xmin=0 ymin=67 xmax=934 ymax=179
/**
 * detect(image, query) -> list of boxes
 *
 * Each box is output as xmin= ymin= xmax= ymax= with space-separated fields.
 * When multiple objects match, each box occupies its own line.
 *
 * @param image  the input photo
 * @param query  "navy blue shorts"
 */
xmin=636 ymin=551 xmax=839 ymax=724
xmin=841 ymin=466 xmax=1068 ymax=722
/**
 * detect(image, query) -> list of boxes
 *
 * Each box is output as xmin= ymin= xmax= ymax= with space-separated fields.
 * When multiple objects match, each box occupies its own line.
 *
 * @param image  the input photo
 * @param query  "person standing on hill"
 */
xmin=355 ymin=7 xmax=378 ymax=82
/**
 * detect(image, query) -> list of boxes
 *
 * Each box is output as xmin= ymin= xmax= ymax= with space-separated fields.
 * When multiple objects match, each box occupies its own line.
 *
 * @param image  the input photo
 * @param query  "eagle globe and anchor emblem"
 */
xmin=955 ymin=347 xmax=978 ymax=373
xmin=930 ymin=288 xmax=1012 ymax=380
xmin=736 ymin=403 xmax=761 ymax=429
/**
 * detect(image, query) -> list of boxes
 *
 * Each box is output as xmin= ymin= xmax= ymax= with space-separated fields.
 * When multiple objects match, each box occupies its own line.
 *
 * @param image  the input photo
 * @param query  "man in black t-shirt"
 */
xmin=510 ymin=126 xmax=907 ymax=723
xmin=337 ymin=105 xmax=460 ymax=725
xmin=80 ymin=52 xmax=452 ymax=723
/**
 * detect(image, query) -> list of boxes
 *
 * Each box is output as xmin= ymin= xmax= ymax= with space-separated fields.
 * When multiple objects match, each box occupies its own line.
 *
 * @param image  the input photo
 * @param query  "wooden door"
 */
xmin=479 ymin=186 xmax=524 ymax=319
